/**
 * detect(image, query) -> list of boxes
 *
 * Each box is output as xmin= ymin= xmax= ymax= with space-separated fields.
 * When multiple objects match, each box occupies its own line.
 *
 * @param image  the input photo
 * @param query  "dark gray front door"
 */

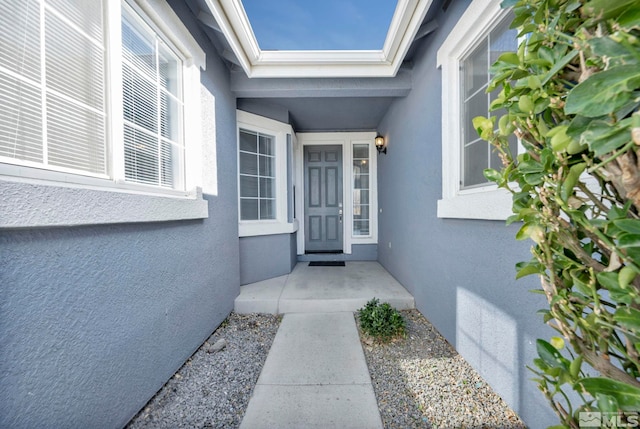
xmin=304 ymin=145 xmax=343 ymax=252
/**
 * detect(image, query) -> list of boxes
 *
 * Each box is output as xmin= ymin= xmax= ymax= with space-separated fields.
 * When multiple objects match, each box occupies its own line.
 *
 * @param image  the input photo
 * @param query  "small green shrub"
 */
xmin=358 ymin=298 xmax=406 ymax=342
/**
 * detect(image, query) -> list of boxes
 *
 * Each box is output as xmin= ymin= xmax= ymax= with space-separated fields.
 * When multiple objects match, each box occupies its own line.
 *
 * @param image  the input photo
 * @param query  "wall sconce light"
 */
xmin=375 ymin=135 xmax=386 ymax=154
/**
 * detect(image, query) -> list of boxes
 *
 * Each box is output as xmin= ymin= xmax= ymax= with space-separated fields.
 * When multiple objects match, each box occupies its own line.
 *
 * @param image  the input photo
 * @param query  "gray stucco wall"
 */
xmin=376 ymin=1 xmax=557 ymax=427
xmin=239 ymin=233 xmax=297 ymax=285
xmin=0 ymin=3 xmax=240 ymax=428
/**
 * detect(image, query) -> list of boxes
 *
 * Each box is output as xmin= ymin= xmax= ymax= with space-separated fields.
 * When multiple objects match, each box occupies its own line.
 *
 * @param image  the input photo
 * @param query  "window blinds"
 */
xmin=0 ymin=0 xmax=106 ymax=175
xmin=121 ymin=7 xmax=184 ymax=189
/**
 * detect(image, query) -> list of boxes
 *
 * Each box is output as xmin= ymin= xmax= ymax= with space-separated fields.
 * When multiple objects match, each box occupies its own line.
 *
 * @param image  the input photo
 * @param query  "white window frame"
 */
xmin=436 ymin=0 xmax=513 ymax=220
xmin=0 ymin=0 xmax=208 ymax=228
xmin=237 ymin=110 xmax=297 ymax=237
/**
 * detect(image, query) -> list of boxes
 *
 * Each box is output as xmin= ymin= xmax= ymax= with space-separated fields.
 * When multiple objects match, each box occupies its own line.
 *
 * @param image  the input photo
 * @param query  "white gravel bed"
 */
xmin=126 ymin=313 xmax=281 ymax=429
xmin=357 ymin=309 xmax=527 ymax=429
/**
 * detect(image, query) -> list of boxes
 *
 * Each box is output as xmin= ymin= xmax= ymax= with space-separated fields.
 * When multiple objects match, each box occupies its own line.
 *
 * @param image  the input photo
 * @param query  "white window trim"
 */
xmin=436 ymin=0 xmax=513 ymax=220
xmin=237 ymin=110 xmax=297 ymax=237
xmin=295 ymin=132 xmax=378 ymax=255
xmin=0 ymin=0 xmax=208 ymax=229
xmin=347 ymin=138 xmax=378 ymax=246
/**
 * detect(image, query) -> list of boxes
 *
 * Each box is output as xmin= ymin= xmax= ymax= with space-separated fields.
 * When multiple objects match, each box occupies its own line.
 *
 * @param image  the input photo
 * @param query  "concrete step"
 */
xmin=234 ymin=261 xmax=415 ymax=314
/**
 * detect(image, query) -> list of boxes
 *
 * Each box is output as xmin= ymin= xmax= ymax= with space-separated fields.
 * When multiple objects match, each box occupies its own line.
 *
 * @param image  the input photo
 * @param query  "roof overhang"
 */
xmin=202 ymin=0 xmax=434 ymax=78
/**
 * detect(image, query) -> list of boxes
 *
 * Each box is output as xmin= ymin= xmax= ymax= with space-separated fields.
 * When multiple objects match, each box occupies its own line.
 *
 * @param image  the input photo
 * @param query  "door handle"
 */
xmin=339 ymin=209 xmax=342 ymax=223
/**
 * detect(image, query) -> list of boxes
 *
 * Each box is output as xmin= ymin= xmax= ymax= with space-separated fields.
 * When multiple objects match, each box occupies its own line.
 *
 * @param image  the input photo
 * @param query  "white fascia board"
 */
xmin=202 ymin=0 xmax=256 ymax=72
xmin=383 ymin=0 xmax=432 ymax=63
xmin=204 ymin=0 xmax=434 ymax=78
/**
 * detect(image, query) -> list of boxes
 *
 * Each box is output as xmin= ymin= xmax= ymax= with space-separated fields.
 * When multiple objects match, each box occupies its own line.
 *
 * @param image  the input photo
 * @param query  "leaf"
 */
xmin=523 ymin=172 xmax=544 ymax=185
xmin=618 ymin=233 xmax=640 ymax=248
xmin=608 ymin=205 xmax=629 ymax=221
xmin=581 ymin=119 xmax=632 ymax=156
xmin=575 ymin=377 xmax=640 ymax=411
xmin=548 ymin=125 xmax=572 ymax=152
xmin=565 ymin=65 xmax=640 ymax=117
xmin=571 ymin=271 xmax=593 ymax=296
xmin=614 ymin=219 xmax=640 ymax=234
xmin=561 ymin=162 xmax=586 ymax=202
xmin=516 ymin=222 xmax=544 ymax=243
xmin=570 ymin=355 xmax=583 ymax=379
xmin=518 ymin=159 xmax=544 ymax=174
xmin=582 ymin=0 xmax=640 ymax=21
xmin=619 ymin=266 xmax=637 ymax=289
xmin=473 ymin=116 xmax=496 ymax=140
xmin=516 ymin=261 xmax=542 ymax=279
xmin=483 ymin=168 xmax=502 ymax=183
xmin=596 ymin=393 xmax=620 ymax=414
xmin=619 ymin=7 xmax=640 ymax=27
xmin=541 ymin=49 xmax=578 ymax=85
xmin=589 ymin=37 xmax=638 ymax=67
xmin=613 ymin=307 xmax=640 ymax=332
xmin=495 ymin=52 xmax=520 ymax=65
xmin=597 ymin=271 xmax=620 ymax=290
xmin=537 ymin=339 xmax=569 ymax=369
xmin=518 ymin=95 xmax=534 ymax=113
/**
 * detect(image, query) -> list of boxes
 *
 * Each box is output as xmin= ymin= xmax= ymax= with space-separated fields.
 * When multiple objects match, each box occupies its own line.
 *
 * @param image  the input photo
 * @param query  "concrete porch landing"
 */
xmin=234 ymin=261 xmax=415 ymax=314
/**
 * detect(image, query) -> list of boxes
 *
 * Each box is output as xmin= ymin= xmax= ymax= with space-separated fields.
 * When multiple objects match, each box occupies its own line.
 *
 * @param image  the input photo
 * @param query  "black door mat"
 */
xmin=309 ymin=261 xmax=345 ymax=267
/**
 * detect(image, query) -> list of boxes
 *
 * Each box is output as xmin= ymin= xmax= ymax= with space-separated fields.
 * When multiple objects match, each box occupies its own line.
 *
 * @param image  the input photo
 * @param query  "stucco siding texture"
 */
xmin=0 ymin=3 xmax=240 ymax=428
xmin=239 ymin=234 xmax=296 ymax=285
xmin=376 ymin=1 xmax=557 ymax=427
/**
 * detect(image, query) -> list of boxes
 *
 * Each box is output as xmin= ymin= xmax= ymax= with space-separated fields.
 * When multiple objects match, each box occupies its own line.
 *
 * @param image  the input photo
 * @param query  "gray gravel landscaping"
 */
xmin=126 ymin=313 xmax=281 ymax=429
xmin=358 ymin=309 xmax=526 ymax=429
xmin=126 ymin=310 xmax=526 ymax=428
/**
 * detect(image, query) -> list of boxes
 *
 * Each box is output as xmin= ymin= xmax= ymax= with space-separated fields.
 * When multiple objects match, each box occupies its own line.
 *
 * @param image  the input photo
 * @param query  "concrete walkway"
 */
xmin=237 ymin=262 xmax=413 ymax=428
xmin=239 ymin=312 xmax=383 ymax=429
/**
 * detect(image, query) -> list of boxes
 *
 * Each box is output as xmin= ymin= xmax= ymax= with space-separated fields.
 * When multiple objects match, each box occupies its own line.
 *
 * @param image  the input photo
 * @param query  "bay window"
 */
xmin=237 ymin=110 xmax=296 ymax=237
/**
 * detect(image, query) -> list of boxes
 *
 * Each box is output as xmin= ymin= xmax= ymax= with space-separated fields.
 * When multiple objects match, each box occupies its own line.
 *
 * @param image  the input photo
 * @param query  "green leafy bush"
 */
xmin=358 ymin=298 xmax=406 ymax=342
xmin=474 ymin=0 xmax=640 ymax=426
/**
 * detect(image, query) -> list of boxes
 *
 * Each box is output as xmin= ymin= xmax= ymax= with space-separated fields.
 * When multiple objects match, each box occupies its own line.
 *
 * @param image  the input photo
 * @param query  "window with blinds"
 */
xmin=352 ymin=144 xmax=370 ymax=236
xmin=122 ymin=5 xmax=184 ymax=189
xmin=0 ymin=0 xmax=187 ymax=191
xmin=0 ymin=0 xmax=107 ymax=176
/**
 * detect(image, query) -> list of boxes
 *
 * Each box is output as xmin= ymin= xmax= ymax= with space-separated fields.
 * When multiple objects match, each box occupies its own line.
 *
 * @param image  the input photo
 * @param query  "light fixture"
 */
xmin=375 ymin=135 xmax=386 ymax=154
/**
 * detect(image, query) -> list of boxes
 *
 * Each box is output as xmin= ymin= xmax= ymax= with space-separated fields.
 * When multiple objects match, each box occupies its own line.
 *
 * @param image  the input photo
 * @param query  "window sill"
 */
xmin=437 ymin=188 xmax=512 ymax=220
xmin=239 ymin=219 xmax=299 ymax=237
xmin=0 ymin=177 xmax=209 ymax=229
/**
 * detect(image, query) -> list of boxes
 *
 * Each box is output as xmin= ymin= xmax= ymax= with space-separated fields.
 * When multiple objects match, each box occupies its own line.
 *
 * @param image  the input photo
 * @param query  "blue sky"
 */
xmin=241 ymin=0 xmax=398 ymax=51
